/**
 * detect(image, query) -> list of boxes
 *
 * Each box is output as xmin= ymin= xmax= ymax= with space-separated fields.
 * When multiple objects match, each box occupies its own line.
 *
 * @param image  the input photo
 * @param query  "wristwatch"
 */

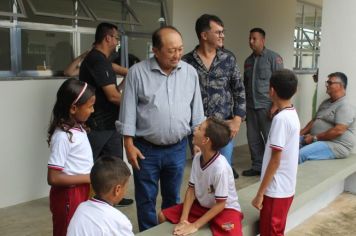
xmin=313 ymin=136 xmax=318 ymax=142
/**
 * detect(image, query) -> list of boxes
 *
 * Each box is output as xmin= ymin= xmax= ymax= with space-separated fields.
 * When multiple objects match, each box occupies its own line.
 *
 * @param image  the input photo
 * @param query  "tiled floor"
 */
xmin=0 ymin=145 xmax=355 ymax=235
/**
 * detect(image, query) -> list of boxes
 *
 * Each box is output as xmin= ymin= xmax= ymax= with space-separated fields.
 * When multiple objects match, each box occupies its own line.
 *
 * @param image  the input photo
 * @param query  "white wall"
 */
xmin=318 ymin=0 xmax=356 ymax=103
xmin=294 ymin=74 xmax=318 ymax=127
xmin=171 ymin=0 xmax=296 ymax=145
xmin=318 ymin=0 xmax=356 ymax=153
xmin=1 ymin=0 xmax=323 ymax=208
xmin=0 ymin=79 xmax=64 ymax=208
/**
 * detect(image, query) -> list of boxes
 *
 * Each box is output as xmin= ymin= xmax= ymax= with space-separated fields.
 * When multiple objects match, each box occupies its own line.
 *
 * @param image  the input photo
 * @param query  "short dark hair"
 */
xmin=94 ymin=22 xmax=118 ymax=45
xmin=205 ymin=117 xmax=231 ymax=151
xmin=270 ymin=69 xmax=298 ymax=99
xmin=195 ymin=14 xmax=224 ymax=40
xmin=152 ymin=26 xmax=182 ymax=49
xmin=90 ymin=156 xmax=131 ymax=196
xmin=250 ymin=27 xmax=266 ymax=38
xmin=328 ymin=72 xmax=348 ymax=89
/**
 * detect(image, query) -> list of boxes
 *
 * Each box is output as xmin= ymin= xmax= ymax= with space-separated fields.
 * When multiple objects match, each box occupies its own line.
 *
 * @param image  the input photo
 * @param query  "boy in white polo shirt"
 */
xmin=67 ymin=156 xmax=134 ymax=236
xmin=252 ymin=69 xmax=300 ymax=235
xmin=158 ymin=117 xmax=243 ymax=236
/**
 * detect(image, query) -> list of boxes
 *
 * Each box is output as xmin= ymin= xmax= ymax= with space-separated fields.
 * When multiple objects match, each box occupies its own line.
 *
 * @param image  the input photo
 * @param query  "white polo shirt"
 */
xmin=189 ymin=152 xmax=241 ymax=212
xmin=67 ymin=198 xmax=134 ymax=236
xmin=48 ymin=127 xmax=93 ymax=175
xmin=261 ymin=107 xmax=300 ymax=198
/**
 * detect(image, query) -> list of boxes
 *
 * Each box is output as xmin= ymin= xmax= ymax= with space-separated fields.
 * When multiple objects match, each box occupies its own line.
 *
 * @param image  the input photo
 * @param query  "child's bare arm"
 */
xmin=178 ymin=186 xmax=196 ymax=223
xmin=47 ymin=168 xmax=90 ymax=186
xmin=174 ymin=200 xmax=226 ymax=236
xmin=252 ymin=149 xmax=281 ymax=210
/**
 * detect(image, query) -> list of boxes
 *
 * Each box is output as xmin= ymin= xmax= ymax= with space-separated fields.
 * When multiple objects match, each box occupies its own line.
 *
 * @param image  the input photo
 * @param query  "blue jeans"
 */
xmin=299 ymin=141 xmax=335 ymax=164
xmin=133 ymin=138 xmax=187 ymax=232
xmin=188 ymin=135 xmax=234 ymax=165
xmin=220 ymin=139 xmax=234 ymax=165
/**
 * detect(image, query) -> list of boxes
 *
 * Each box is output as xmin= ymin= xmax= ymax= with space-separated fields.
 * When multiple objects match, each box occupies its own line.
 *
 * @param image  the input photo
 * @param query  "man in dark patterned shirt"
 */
xmin=183 ymin=14 xmax=246 ymax=179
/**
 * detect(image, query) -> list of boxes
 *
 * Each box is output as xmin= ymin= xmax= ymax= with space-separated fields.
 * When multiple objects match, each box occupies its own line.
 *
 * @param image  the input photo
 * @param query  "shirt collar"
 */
xmin=149 ymin=57 xmax=182 ymax=75
xmin=192 ymin=45 xmax=223 ymax=59
xmin=329 ymin=95 xmax=346 ymax=103
xmin=192 ymin=45 xmax=223 ymax=69
xmin=253 ymin=47 xmax=267 ymax=57
xmin=91 ymin=196 xmax=113 ymax=206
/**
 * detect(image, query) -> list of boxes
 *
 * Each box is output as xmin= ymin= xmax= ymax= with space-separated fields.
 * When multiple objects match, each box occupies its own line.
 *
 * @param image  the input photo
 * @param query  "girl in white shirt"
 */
xmin=47 ymin=78 xmax=95 ymax=236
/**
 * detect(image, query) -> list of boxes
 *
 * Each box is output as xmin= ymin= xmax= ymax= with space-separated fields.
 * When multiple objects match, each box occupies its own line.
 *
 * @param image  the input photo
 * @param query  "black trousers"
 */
xmin=87 ymin=129 xmax=123 ymax=161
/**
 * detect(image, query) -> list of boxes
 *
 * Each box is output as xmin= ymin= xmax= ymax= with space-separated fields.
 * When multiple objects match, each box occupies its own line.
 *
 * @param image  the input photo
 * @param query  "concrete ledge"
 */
xmin=136 ymin=155 xmax=356 ymax=236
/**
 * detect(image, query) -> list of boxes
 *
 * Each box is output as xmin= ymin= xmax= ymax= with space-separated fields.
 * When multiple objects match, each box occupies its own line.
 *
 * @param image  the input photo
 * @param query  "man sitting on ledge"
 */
xmin=299 ymin=72 xmax=356 ymax=163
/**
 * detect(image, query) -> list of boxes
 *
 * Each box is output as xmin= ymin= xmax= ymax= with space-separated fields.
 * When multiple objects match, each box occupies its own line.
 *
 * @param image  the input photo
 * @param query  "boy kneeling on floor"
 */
xmin=158 ymin=117 xmax=243 ymax=236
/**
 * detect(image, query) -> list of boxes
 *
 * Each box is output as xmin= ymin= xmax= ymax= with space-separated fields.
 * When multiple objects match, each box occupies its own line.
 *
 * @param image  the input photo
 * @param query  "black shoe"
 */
xmin=242 ymin=169 xmax=261 ymax=176
xmin=232 ymin=168 xmax=239 ymax=179
xmin=115 ymin=198 xmax=134 ymax=207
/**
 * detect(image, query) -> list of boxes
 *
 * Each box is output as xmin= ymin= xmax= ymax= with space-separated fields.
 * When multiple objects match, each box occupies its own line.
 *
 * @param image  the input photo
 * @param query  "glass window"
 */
xmin=294 ymin=1 xmax=321 ymax=72
xmin=80 ymin=33 xmax=94 ymax=53
xmin=22 ymin=29 xmax=73 ymax=72
xmin=27 ymin=0 xmax=92 ymax=20
xmin=0 ymin=0 xmax=169 ymax=78
xmin=128 ymin=36 xmax=151 ymax=61
xmin=124 ymin=0 xmax=163 ymax=33
xmin=20 ymin=0 xmax=73 ymax=25
xmin=0 ymin=0 xmax=26 ymax=17
xmin=84 ymin=0 xmax=139 ymax=25
xmin=0 ymin=28 xmax=11 ymax=71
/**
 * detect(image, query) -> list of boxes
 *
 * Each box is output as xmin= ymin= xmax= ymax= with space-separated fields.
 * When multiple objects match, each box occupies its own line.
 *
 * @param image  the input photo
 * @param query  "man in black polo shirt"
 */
xmin=79 ymin=22 xmax=132 ymax=206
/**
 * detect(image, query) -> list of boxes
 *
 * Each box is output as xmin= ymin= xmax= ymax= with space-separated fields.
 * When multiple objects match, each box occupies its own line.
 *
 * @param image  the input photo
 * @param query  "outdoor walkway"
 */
xmin=0 ymin=145 xmax=355 ymax=235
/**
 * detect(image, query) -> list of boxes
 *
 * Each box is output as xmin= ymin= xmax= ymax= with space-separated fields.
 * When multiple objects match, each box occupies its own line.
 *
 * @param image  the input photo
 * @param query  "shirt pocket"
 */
xmin=257 ymin=68 xmax=271 ymax=91
xmin=258 ymin=67 xmax=271 ymax=80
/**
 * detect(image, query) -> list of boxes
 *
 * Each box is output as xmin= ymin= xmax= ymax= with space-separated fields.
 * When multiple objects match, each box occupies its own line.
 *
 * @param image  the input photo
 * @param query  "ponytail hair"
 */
xmin=47 ymin=78 xmax=95 ymax=146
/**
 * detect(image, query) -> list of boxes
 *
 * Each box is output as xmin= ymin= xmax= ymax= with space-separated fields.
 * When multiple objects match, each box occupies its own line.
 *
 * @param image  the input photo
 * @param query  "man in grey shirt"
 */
xmin=117 ymin=26 xmax=205 ymax=231
xmin=299 ymin=72 xmax=356 ymax=163
xmin=243 ymin=27 xmax=284 ymax=176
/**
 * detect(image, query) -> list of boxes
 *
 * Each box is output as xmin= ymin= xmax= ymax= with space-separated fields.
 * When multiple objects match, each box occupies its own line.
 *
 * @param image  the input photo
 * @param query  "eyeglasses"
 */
xmin=210 ymin=30 xmax=225 ymax=36
xmin=325 ymin=80 xmax=342 ymax=86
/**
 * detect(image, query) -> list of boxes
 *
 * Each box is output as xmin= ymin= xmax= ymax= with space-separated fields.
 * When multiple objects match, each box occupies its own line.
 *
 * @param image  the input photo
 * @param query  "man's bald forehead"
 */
xmin=152 ymin=26 xmax=182 ymax=49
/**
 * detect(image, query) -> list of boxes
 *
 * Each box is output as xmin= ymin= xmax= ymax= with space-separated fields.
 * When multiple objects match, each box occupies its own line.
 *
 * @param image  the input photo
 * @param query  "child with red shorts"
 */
xmin=158 ymin=117 xmax=243 ymax=236
xmin=47 ymin=78 xmax=95 ymax=236
xmin=252 ymin=69 xmax=300 ymax=236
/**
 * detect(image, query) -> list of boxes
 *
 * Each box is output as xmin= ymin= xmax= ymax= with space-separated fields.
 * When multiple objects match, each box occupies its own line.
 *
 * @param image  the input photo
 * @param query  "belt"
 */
xmin=135 ymin=137 xmax=181 ymax=149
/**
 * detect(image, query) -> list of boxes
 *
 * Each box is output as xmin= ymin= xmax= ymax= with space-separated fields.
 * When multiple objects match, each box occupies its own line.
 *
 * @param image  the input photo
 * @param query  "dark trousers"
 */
xmin=87 ymin=129 xmax=123 ymax=161
xmin=246 ymin=107 xmax=271 ymax=171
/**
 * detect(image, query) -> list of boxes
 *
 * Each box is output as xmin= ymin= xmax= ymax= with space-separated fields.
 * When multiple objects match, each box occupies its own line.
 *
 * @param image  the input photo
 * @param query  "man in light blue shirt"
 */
xmin=117 ymin=26 xmax=205 ymax=231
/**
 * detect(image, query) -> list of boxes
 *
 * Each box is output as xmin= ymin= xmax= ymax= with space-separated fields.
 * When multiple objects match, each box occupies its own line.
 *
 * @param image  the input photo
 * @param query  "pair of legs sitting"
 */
xmin=299 ymin=138 xmax=336 ymax=164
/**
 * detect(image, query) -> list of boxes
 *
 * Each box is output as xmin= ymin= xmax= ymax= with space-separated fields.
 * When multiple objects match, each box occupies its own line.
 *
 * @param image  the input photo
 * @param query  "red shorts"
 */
xmin=49 ymin=184 xmax=90 ymax=236
xmin=260 ymin=195 xmax=294 ymax=236
xmin=162 ymin=200 xmax=243 ymax=236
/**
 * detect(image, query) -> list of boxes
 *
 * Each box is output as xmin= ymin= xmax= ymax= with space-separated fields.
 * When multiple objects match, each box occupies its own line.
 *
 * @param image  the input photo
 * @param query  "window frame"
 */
xmin=0 ymin=0 xmax=169 ymax=80
xmin=293 ymin=1 xmax=322 ymax=74
xmin=0 ymin=0 xmax=26 ymax=18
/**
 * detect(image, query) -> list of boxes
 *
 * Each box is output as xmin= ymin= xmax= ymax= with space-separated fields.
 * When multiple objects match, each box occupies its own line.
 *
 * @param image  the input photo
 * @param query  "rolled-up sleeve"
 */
xmin=116 ymin=68 xmax=137 ymax=136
